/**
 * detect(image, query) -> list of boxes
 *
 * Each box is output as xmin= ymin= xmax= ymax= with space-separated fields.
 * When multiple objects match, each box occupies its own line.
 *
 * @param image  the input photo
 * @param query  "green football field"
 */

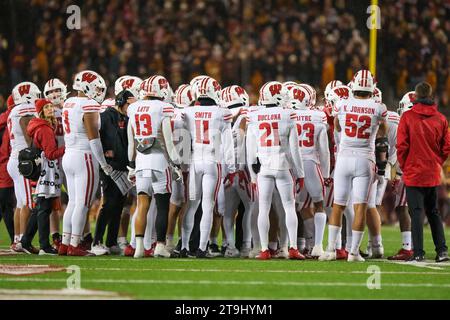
xmin=0 ymin=223 xmax=449 ymax=300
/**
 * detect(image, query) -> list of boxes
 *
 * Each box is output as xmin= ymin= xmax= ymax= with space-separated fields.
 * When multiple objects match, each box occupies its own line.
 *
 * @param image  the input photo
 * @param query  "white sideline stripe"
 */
xmin=82 ymin=267 xmax=450 ymax=275
xmin=1 ymin=278 xmax=449 ymax=288
xmin=385 ymin=260 xmax=450 ymax=270
xmin=0 ymin=288 xmax=130 ymax=300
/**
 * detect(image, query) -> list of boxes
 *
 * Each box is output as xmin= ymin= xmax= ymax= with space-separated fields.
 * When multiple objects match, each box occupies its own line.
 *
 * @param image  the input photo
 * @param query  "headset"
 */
xmin=116 ymin=89 xmax=134 ymax=108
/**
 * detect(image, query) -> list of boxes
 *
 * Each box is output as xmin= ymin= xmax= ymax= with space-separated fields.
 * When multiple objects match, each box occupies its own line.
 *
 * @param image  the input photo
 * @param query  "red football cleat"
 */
xmin=124 ymin=244 xmax=136 ymax=257
xmin=288 ymin=248 xmax=305 ymax=260
xmin=58 ymin=244 xmax=69 ymax=256
xmin=257 ymin=249 xmax=272 ymax=260
xmin=336 ymin=248 xmax=348 ymax=260
xmin=387 ymin=249 xmax=413 ymax=261
xmin=67 ymin=245 xmax=94 ymax=256
xmin=144 ymin=247 xmax=154 ymax=258
xmin=301 ymin=248 xmax=314 ymax=259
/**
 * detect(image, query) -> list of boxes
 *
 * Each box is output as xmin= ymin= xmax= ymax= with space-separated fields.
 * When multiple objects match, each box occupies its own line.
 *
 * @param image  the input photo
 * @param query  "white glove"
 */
xmin=102 ymin=164 xmax=113 ymax=176
xmin=127 ymin=166 xmax=136 ymax=185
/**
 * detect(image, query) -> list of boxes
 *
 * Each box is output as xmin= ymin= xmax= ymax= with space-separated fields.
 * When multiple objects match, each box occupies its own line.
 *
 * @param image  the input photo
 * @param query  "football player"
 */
xmin=289 ymin=85 xmax=330 ymax=258
xmin=246 ymin=81 xmax=305 ymax=260
xmin=127 ymin=75 xmax=181 ymax=258
xmin=180 ymin=76 xmax=236 ymax=258
xmin=320 ymin=70 xmax=388 ymax=262
xmin=59 ymin=70 xmax=111 ymax=256
xmin=8 ymin=82 xmax=40 ymax=252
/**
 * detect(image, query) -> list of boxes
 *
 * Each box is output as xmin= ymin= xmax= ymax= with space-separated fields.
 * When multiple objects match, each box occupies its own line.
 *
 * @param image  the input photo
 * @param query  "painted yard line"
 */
xmin=0 ymin=288 xmax=130 ymax=300
xmin=1 ymin=278 xmax=449 ymax=288
xmin=385 ymin=260 xmax=450 ymax=270
xmin=81 ymin=267 xmax=450 ymax=275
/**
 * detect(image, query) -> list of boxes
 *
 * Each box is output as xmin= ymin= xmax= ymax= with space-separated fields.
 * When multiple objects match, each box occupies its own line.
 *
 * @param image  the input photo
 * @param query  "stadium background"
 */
xmin=0 ymin=0 xmax=449 ymax=224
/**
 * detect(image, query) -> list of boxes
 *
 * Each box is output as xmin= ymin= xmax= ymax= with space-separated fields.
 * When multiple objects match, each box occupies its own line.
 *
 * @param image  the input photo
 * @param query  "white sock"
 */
xmin=298 ymin=238 xmax=306 ymax=251
xmin=62 ymin=232 xmax=71 ymax=246
xmin=303 ymin=218 xmax=314 ymax=249
xmin=70 ymin=234 xmax=81 ymax=247
xmin=166 ymin=234 xmax=174 ymax=246
xmin=14 ymin=235 xmax=20 ymax=243
xmin=350 ymin=230 xmax=364 ymax=256
xmin=135 ymin=236 xmax=144 ymax=255
xmin=345 ymin=236 xmax=352 ymax=252
xmin=372 ymin=234 xmax=382 ymax=247
xmin=401 ymin=231 xmax=412 ymax=250
xmin=336 ymin=231 xmax=342 ymax=249
xmin=19 ymin=234 xmax=23 ymax=241
xmin=253 ymin=240 xmax=261 ymax=251
xmin=327 ymin=225 xmax=341 ymax=251
xmin=268 ymin=241 xmax=278 ymax=251
xmin=314 ymin=212 xmax=327 ymax=247
xmin=118 ymin=236 xmax=126 ymax=244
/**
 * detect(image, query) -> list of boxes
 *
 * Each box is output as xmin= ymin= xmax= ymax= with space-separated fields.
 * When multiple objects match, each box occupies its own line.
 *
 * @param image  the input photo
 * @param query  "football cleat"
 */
xmin=39 ymin=247 xmax=58 ymax=255
xmin=179 ymin=248 xmax=196 ymax=258
xmin=154 ymin=243 xmax=171 ymax=258
xmin=52 ymin=237 xmax=62 ymax=251
xmin=224 ymin=247 xmax=240 ymax=258
xmin=240 ymin=247 xmax=251 ymax=258
xmin=288 ymin=248 xmax=305 ymax=260
xmin=11 ymin=241 xmax=24 ymax=253
xmin=90 ymin=244 xmax=110 ymax=256
xmin=301 ymin=247 xmax=314 ymax=259
xmin=21 ymin=243 xmax=39 ymax=255
xmin=336 ymin=248 xmax=349 ymax=260
xmin=347 ymin=253 xmax=365 ymax=262
xmin=58 ymin=244 xmax=69 ymax=256
xmin=80 ymin=233 xmax=93 ymax=251
xmin=68 ymin=245 xmax=95 ymax=256
xmin=249 ymin=247 xmax=261 ymax=259
xmin=311 ymin=245 xmax=324 ymax=258
xmin=196 ymin=249 xmax=213 ymax=259
xmin=370 ymin=245 xmax=384 ymax=259
xmin=208 ymin=243 xmax=223 ymax=257
xmin=117 ymin=239 xmax=129 ymax=251
xmin=108 ymin=245 xmax=122 ymax=255
xmin=257 ymin=249 xmax=272 ymax=260
xmin=124 ymin=244 xmax=136 ymax=257
xmin=387 ymin=249 xmax=413 ymax=261
xmin=269 ymin=248 xmax=278 ymax=258
xmin=318 ymin=250 xmax=336 ymax=261
xmin=274 ymin=247 xmax=289 ymax=259
xmin=435 ymin=252 xmax=449 ymax=263
xmin=144 ymin=247 xmax=154 ymax=258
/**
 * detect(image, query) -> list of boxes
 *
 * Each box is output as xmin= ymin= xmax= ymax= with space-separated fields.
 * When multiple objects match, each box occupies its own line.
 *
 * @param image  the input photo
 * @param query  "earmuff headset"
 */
xmin=116 ymin=89 xmax=134 ymax=108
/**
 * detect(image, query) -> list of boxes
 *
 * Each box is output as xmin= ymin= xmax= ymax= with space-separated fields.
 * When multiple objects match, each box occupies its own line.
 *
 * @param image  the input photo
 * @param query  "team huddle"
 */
xmin=5 ymin=68 xmax=418 ymax=261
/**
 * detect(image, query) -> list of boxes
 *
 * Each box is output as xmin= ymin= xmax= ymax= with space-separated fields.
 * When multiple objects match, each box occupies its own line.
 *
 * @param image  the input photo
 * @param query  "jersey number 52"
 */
xmin=345 ymin=114 xmax=371 ymax=139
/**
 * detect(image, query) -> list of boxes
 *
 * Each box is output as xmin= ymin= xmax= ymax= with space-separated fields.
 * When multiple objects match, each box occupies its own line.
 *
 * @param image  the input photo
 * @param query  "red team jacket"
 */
xmin=397 ymin=101 xmax=450 ymax=187
xmin=0 ymin=110 xmax=13 ymax=188
xmin=27 ymin=118 xmax=65 ymax=160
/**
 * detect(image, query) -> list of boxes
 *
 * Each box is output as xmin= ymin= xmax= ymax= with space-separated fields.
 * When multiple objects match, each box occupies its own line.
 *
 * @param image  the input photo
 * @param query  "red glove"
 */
xmin=296 ymin=178 xmax=304 ymax=193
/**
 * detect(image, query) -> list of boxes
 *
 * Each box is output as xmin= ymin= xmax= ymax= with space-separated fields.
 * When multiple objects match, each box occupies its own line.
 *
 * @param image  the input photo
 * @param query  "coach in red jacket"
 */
xmin=397 ymin=82 xmax=450 ymax=262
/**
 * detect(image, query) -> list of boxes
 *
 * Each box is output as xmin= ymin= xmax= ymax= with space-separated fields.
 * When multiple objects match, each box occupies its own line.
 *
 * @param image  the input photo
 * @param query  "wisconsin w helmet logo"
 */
xmin=81 ymin=72 xmax=97 ymax=83
xmin=122 ymin=79 xmax=135 ymax=89
xmin=18 ymin=85 xmax=31 ymax=96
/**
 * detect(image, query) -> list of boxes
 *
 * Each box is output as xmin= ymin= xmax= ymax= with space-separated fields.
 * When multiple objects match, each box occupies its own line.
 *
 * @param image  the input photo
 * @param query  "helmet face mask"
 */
xmin=73 ymin=70 xmax=107 ymax=104
xmin=259 ymin=81 xmax=284 ymax=106
xmin=44 ymin=78 xmax=68 ymax=105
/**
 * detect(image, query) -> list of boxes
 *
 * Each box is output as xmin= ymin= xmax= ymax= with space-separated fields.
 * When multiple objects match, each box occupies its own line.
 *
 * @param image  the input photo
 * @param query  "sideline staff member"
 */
xmin=397 ymin=82 xmax=450 ymax=262
xmin=92 ymin=90 xmax=135 ymax=254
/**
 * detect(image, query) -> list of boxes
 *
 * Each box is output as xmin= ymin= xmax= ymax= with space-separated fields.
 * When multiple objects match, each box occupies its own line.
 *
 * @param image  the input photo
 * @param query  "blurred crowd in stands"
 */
xmin=0 ymin=0 xmax=449 ymax=111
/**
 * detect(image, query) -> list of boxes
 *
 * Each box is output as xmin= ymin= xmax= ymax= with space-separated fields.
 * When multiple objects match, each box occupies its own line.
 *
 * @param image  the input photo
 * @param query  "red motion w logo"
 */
xmin=18 ymin=85 xmax=31 ymax=96
xmin=81 ymin=72 xmax=97 ymax=83
xmin=269 ymin=84 xmax=282 ymax=96
xmin=122 ymin=79 xmax=135 ymax=89
xmin=293 ymin=88 xmax=306 ymax=102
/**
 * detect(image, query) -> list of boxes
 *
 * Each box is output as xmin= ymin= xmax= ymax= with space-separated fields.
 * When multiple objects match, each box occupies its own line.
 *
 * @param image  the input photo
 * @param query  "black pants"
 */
xmin=0 ymin=187 xmax=15 ymax=244
xmin=235 ymin=202 xmax=245 ymax=250
xmin=405 ymin=186 xmax=448 ymax=257
xmin=94 ymin=173 xmax=127 ymax=247
xmin=21 ymin=197 xmax=54 ymax=249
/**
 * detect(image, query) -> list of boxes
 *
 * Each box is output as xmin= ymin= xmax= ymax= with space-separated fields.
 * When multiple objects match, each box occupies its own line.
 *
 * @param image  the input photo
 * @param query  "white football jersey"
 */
xmin=231 ymin=108 xmax=249 ymax=170
xmin=8 ymin=103 xmax=37 ymax=158
xmin=182 ymin=105 xmax=234 ymax=167
xmin=387 ymin=110 xmax=400 ymax=165
xmin=171 ymin=107 xmax=184 ymax=145
xmin=128 ymin=99 xmax=174 ymax=171
xmin=291 ymin=108 xmax=330 ymax=177
xmin=334 ymin=97 xmax=387 ymax=161
xmin=62 ymin=97 xmax=101 ymax=152
xmin=246 ymin=106 xmax=303 ymax=176
xmin=54 ymin=107 xmax=65 ymax=147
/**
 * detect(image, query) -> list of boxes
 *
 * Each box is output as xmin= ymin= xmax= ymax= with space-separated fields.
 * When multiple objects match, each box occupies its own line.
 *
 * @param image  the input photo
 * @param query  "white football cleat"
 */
xmin=347 ymin=253 xmax=366 ymax=262
xmin=90 ymin=244 xmax=110 ymax=256
xmin=154 ymin=243 xmax=171 ymax=258
xmin=318 ymin=250 xmax=336 ymax=261
xmin=274 ymin=247 xmax=289 ymax=259
xmin=249 ymin=247 xmax=261 ymax=259
xmin=224 ymin=247 xmax=240 ymax=258
xmin=311 ymin=245 xmax=324 ymax=258
xmin=371 ymin=245 xmax=384 ymax=259
xmin=240 ymin=247 xmax=251 ymax=258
